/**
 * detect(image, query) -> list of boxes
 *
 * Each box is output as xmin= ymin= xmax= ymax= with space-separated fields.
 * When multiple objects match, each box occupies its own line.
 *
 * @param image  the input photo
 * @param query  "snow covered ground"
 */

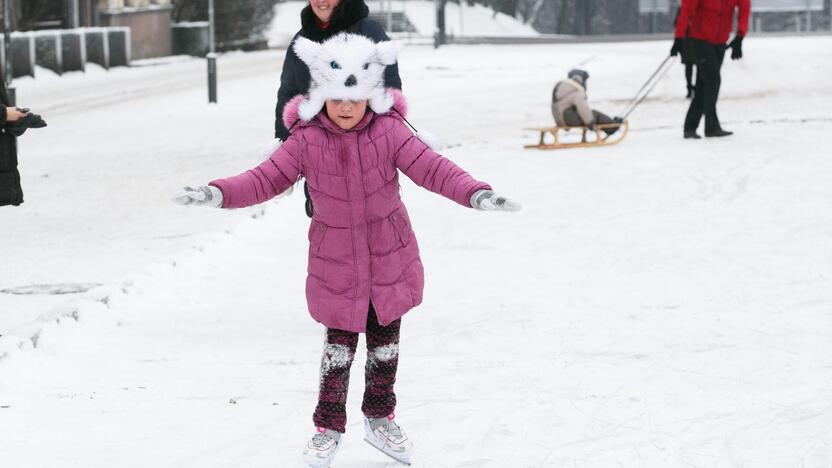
xmin=269 ymin=1 xmax=539 ymax=47
xmin=2 ymin=37 xmax=832 ymax=467
xmin=366 ymin=0 xmax=541 ymax=38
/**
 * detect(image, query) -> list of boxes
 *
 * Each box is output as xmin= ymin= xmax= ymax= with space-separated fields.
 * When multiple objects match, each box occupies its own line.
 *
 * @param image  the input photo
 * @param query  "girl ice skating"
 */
xmin=174 ymin=33 xmax=520 ymax=467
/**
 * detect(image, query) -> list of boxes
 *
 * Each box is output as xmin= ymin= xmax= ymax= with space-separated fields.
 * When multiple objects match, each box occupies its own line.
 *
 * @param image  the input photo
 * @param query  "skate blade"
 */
xmin=363 ymin=438 xmax=412 ymax=466
xmin=304 ymin=458 xmax=333 ymax=468
xmin=304 ymin=451 xmax=337 ymax=468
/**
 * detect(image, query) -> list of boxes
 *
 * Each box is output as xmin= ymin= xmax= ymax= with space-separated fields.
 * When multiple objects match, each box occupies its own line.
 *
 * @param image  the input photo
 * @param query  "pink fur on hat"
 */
xmin=387 ymin=88 xmax=408 ymax=118
xmin=282 ymin=94 xmax=305 ymax=131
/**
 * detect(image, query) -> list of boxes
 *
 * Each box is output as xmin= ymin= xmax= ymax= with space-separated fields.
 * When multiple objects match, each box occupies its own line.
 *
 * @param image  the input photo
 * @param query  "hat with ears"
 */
xmin=292 ymin=33 xmax=400 ymax=122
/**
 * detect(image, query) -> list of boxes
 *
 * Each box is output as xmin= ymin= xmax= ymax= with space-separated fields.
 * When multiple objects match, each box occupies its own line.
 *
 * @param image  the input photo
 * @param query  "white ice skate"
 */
xmin=302 ymin=428 xmax=341 ymax=468
xmin=363 ymin=414 xmax=414 ymax=465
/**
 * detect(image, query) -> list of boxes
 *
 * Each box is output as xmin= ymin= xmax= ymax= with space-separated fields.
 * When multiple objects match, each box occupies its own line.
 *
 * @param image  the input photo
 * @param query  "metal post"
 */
xmin=582 ymin=0 xmax=591 ymax=35
xmin=434 ymin=0 xmax=445 ymax=48
xmin=806 ymin=0 xmax=813 ymax=31
xmin=459 ymin=0 xmax=464 ymax=37
xmin=650 ymin=0 xmax=658 ymax=33
xmin=386 ymin=0 xmax=392 ymax=33
xmin=67 ymin=0 xmax=80 ymax=28
xmin=93 ymin=0 xmax=100 ymax=26
xmin=3 ymin=0 xmax=15 ymax=105
xmin=378 ymin=0 xmax=384 ymax=29
xmin=207 ymin=0 xmax=217 ymax=103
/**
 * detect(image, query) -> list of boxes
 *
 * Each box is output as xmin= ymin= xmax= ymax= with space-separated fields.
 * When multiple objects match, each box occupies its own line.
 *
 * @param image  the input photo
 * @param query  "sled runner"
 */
xmin=523 ymin=121 xmax=629 ymax=150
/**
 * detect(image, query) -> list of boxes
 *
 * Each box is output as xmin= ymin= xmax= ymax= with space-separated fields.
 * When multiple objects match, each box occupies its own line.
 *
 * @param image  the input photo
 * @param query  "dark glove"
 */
xmin=729 ymin=35 xmax=743 ymax=60
xmin=670 ymin=38 xmax=685 ymax=57
xmin=5 ymin=112 xmax=47 ymax=137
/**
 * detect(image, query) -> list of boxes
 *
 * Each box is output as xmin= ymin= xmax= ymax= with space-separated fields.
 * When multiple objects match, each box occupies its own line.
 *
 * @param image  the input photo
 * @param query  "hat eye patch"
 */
xmin=330 ymin=61 xmax=341 ymax=70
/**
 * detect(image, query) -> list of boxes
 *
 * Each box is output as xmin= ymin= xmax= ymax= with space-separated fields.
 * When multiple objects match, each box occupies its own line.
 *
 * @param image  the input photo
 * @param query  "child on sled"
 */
xmin=552 ymin=68 xmax=624 ymax=136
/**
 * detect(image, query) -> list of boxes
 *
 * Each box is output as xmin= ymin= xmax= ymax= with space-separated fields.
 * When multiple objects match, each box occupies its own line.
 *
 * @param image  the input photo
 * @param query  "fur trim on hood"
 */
xmin=561 ymin=78 xmax=586 ymax=93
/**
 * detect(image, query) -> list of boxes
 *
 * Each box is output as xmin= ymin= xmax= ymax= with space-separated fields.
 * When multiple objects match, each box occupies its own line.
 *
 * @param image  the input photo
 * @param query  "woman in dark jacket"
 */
xmin=1 ymin=81 xmax=28 ymax=207
xmin=274 ymin=0 xmax=402 ymax=140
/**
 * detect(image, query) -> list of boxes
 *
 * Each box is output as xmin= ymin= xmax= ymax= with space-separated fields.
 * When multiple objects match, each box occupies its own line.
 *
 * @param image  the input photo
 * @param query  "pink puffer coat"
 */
xmin=210 ymin=91 xmax=490 ymax=332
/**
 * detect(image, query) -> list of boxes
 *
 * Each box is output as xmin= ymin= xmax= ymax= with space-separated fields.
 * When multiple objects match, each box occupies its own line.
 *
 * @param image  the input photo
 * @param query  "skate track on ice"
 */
xmin=1 ymin=38 xmax=832 ymax=467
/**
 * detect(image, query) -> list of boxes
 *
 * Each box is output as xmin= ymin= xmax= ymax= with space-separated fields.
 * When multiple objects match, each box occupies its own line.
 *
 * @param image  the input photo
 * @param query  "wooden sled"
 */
xmin=524 ymin=121 xmax=629 ymax=150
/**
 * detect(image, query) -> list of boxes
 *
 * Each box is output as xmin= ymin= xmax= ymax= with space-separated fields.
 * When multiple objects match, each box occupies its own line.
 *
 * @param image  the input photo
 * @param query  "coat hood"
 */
xmin=567 ymin=69 xmax=589 ymax=90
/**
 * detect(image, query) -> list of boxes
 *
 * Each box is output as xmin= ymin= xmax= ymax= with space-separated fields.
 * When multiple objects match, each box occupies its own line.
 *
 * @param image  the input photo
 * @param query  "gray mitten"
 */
xmin=470 ymin=190 xmax=522 ymax=212
xmin=172 ymin=186 xmax=224 ymax=208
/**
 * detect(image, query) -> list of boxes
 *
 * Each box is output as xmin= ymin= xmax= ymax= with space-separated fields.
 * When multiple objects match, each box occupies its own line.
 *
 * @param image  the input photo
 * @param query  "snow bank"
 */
xmin=268 ymin=0 xmax=539 ymax=48
xmin=268 ymin=1 xmax=307 ymax=47
xmin=374 ymin=0 xmax=540 ymax=37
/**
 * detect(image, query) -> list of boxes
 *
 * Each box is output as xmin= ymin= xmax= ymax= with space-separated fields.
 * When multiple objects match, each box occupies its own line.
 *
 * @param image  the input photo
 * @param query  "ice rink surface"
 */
xmin=1 ymin=37 xmax=831 ymax=467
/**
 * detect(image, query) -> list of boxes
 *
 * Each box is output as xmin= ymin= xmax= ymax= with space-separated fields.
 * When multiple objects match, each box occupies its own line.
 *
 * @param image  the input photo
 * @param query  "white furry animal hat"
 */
xmin=292 ymin=33 xmax=399 ymax=122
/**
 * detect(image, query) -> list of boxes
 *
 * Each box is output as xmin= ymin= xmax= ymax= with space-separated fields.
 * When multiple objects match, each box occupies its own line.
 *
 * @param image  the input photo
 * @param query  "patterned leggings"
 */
xmin=313 ymin=305 xmax=401 ymax=433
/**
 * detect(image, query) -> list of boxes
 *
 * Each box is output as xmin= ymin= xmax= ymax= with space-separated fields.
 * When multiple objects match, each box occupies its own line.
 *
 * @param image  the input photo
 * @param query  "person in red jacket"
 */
xmin=671 ymin=0 xmax=750 ymax=139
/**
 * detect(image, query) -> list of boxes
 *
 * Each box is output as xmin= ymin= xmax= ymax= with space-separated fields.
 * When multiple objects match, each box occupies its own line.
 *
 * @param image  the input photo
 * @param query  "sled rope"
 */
xmin=620 ymin=55 xmax=674 ymax=120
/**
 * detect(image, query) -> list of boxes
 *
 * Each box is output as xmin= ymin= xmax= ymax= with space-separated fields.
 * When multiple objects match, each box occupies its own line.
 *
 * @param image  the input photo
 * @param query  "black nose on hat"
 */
xmin=344 ymin=75 xmax=357 ymax=87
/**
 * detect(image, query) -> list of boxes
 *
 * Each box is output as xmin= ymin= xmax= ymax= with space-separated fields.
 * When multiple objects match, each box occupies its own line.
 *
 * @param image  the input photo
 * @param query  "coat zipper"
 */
xmin=341 ymin=139 xmax=363 ymax=325
xmin=356 ymin=132 xmax=373 ymax=328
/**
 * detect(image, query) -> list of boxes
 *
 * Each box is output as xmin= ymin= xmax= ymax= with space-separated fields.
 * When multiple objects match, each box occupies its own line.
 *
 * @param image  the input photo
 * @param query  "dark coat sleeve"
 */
xmin=0 ymin=105 xmax=7 ymax=126
xmin=275 ymin=33 xmax=311 ymax=140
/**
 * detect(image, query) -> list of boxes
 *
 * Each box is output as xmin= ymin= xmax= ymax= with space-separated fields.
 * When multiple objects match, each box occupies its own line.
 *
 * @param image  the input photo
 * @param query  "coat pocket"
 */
xmin=389 ymin=210 xmax=411 ymax=247
xmin=308 ymin=220 xmax=328 ymax=256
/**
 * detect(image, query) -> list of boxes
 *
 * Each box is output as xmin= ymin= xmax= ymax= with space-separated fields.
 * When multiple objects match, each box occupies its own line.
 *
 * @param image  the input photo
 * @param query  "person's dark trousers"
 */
xmin=563 ymin=108 xmax=619 ymax=136
xmin=313 ymin=304 xmax=401 ymax=433
xmin=685 ymin=63 xmax=695 ymax=97
xmin=685 ymin=39 xmax=727 ymax=133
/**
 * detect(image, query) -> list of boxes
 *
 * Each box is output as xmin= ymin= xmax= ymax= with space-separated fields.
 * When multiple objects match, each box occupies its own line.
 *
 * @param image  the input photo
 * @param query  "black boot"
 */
xmin=603 ymin=117 xmax=625 ymax=136
xmin=705 ymin=128 xmax=733 ymax=137
xmin=684 ymin=130 xmax=702 ymax=139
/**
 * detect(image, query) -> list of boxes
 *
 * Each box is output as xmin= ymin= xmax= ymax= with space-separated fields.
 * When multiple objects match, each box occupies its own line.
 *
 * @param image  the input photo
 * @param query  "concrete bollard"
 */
xmin=34 ymin=30 xmax=64 ymax=75
xmin=61 ymin=30 xmax=87 ymax=73
xmin=107 ymin=27 xmax=131 ymax=67
xmin=83 ymin=28 xmax=110 ymax=70
xmin=9 ymin=32 xmax=37 ymax=78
